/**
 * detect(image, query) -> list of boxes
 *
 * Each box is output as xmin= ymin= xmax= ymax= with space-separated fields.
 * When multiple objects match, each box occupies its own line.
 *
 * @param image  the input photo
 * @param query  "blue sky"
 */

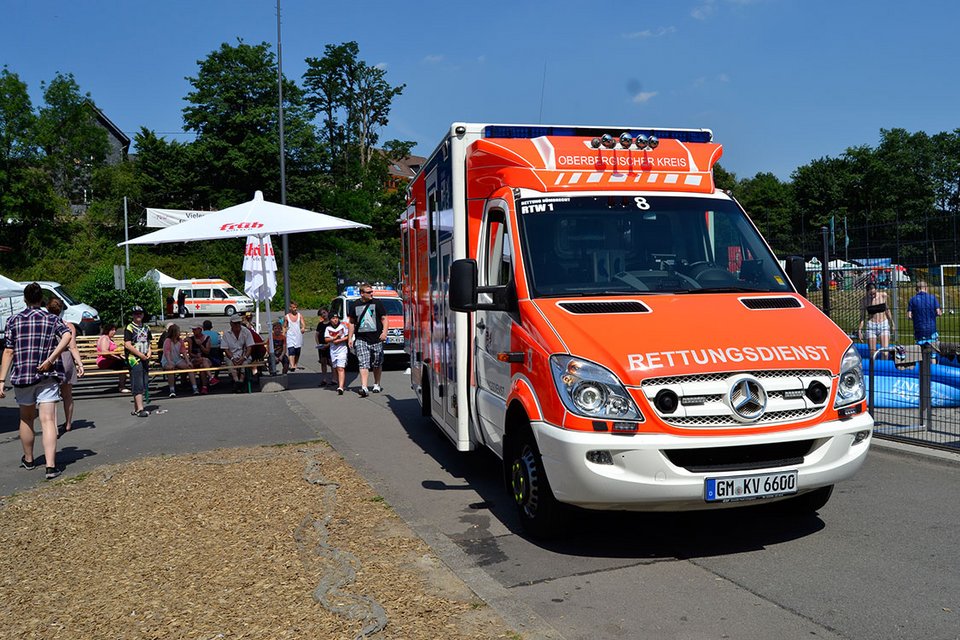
xmin=2 ymin=0 xmax=957 ymax=180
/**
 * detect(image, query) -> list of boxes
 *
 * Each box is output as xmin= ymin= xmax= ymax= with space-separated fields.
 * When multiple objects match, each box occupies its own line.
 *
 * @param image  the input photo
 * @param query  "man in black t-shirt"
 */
xmin=348 ymin=284 xmax=387 ymax=397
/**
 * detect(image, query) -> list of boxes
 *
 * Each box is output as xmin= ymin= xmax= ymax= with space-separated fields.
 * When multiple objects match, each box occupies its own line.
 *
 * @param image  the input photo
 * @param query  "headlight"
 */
xmin=550 ymin=355 xmax=643 ymax=421
xmin=834 ymin=344 xmax=865 ymax=407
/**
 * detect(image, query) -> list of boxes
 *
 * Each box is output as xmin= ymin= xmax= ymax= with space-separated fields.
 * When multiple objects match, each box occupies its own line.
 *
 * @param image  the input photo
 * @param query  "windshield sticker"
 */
xmin=519 ymin=197 xmax=571 ymax=214
xmin=628 ymin=345 xmax=830 ymax=371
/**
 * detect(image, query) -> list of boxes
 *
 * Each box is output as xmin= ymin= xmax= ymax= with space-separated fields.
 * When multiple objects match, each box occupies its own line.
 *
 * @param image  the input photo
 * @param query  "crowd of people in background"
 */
xmin=1 ymin=282 xmax=394 ymax=480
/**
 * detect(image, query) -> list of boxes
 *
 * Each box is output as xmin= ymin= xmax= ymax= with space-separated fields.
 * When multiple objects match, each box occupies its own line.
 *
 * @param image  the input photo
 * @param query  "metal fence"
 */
xmin=801 ymin=253 xmax=960 ymax=450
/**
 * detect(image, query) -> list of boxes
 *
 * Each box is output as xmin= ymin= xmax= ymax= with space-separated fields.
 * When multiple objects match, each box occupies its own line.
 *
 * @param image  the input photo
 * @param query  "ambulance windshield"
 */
xmin=517 ymin=195 xmax=792 ymax=297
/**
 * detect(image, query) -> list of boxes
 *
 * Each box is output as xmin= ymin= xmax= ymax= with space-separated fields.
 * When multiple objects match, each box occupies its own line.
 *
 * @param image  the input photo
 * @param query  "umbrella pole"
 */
xmin=260 ymin=235 xmax=277 ymax=376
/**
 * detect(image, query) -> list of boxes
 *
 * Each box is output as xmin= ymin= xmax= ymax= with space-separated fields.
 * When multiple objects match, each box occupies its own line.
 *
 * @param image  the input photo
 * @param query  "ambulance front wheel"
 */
xmin=224 ymin=306 xmax=236 ymax=316
xmin=507 ymin=427 xmax=564 ymax=539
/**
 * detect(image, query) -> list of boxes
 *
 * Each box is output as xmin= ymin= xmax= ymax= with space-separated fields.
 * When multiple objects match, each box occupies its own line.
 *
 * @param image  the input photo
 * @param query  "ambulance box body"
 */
xmin=173 ymin=279 xmax=255 ymax=316
xmin=401 ymin=123 xmax=871 ymax=537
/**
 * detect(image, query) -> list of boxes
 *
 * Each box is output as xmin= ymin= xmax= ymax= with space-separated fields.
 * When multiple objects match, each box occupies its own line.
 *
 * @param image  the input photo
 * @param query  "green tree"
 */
xmin=735 ymin=172 xmax=796 ymax=255
xmin=182 ymin=40 xmax=318 ymax=209
xmin=73 ymin=265 xmax=160 ymax=327
xmin=0 ymin=67 xmax=61 ymax=253
xmin=34 ymin=72 xmax=109 ymax=204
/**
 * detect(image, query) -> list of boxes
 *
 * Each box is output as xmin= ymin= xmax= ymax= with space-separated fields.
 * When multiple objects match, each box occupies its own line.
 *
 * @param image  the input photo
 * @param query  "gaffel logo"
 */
xmin=220 ymin=222 xmax=264 ymax=231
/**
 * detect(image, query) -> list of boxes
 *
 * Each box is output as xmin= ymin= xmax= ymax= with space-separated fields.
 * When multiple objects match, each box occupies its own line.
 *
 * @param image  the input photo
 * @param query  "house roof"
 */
xmin=86 ymin=101 xmax=131 ymax=151
xmin=387 ymin=155 xmax=426 ymax=180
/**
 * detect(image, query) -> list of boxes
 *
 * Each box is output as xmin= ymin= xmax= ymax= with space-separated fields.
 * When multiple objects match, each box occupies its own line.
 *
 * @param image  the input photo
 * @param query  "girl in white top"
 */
xmin=324 ymin=313 xmax=349 ymax=394
xmin=283 ymin=301 xmax=306 ymax=371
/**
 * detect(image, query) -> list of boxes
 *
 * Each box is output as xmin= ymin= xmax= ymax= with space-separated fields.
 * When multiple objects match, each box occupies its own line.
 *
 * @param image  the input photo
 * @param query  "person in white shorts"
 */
xmin=0 ymin=282 xmax=73 ymax=480
xmin=324 ymin=312 xmax=349 ymax=395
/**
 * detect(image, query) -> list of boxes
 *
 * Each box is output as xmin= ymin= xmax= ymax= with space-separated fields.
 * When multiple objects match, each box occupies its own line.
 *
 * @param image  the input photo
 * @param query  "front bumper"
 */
xmin=533 ymin=412 xmax=873 ymax=511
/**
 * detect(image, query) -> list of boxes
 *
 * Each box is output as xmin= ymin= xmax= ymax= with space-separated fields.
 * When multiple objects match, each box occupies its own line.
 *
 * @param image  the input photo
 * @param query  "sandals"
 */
xmin=131 ymin=410 xmax=149 ymax=418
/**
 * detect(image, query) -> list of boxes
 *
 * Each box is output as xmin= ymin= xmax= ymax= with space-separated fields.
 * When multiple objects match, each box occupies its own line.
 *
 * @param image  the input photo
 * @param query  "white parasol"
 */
xmin=121 ymin=191 xmax=369 ymax=374
xmin=242 ymin=234 xmax=278 ymax=333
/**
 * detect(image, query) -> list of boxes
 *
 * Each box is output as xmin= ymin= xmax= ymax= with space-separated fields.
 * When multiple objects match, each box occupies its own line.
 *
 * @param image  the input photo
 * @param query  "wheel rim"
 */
xmin=511 ymin=445 xmax=540 ymax=518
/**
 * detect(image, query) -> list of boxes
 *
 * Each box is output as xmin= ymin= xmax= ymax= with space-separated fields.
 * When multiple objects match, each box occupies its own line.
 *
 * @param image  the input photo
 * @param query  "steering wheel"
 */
xmin=685 ymin=261 xmax=734 ymax=285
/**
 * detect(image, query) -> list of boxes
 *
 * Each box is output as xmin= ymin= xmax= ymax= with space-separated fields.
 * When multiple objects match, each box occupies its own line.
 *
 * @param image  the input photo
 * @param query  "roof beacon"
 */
xmin=619 ymin=132 xmax=633 ymax=149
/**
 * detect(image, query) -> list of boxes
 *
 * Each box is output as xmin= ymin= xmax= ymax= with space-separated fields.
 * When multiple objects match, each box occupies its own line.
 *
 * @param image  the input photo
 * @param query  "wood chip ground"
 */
xmin=0 ymin=442 xmax=518 ymax=640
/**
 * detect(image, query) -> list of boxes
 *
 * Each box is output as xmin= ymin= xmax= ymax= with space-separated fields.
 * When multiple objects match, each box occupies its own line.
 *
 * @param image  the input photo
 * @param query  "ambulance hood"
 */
xmin=530 ymin=294 xmax=850 ymax=385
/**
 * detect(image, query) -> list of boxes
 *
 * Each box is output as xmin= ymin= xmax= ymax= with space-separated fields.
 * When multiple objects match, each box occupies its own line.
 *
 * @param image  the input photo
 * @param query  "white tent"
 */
xmin=0 ymin=274 xmax=23 ymax=297
xmin=143 ymin=269 xmax=192 ymax=321
xmin=1 ymin=274 xmax=25 ymax=337
xmin=144 ymin=268 xmax=191 ymax=289
xmin=121 ymin=191 xmax=369 ymax=374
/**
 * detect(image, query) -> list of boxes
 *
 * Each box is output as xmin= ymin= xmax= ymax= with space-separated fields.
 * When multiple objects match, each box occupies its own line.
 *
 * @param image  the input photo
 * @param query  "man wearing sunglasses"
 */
xmin=347 ymin=283 xmax=388 ymax=397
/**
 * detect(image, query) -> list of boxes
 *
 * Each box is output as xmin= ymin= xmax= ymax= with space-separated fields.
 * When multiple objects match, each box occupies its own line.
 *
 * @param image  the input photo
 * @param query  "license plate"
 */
xmin=704 ymin=470 xmax=798 ymax=503
xmin=387 ymin=336 xmax=403 ymax=344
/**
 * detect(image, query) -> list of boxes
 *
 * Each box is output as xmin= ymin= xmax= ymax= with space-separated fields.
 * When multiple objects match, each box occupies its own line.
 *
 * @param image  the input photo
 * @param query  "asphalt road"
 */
xmin=2 ymin=335 xmax=959 ymax=640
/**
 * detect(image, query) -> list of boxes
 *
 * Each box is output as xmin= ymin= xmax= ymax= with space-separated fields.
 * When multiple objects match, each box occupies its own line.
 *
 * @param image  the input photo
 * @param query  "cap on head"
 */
xmin=131 ymin=305 xmax=144 ymax=314
xmin=230 ymin=313 xmax=242 ymax=323
xmin=191 ymin=323 xmax=203 ymax=330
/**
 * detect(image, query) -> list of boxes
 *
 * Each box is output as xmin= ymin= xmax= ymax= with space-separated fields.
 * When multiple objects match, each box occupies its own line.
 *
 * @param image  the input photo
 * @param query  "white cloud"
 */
xmin=423 ymin=54 xmax=444 ymax=64
xmin=633 ymin=91 xmax=658 ymax=104
xmin=374 ymin=62 xmax=389 ymax=71
xmin=624 ymin=26 xmax=677 ymax=39
xmin=691 ymin=0 xmax=717 ymax=20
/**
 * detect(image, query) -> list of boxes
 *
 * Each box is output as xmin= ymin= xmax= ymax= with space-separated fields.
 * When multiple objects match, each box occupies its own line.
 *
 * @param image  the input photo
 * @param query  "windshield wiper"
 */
xmin=682 ymin=286 xmax=766 ymax=294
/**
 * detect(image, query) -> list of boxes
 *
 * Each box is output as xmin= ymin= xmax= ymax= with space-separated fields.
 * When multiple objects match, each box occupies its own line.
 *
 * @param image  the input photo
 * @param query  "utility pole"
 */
xmin=277 ymin=0 xmax=291 ymax=313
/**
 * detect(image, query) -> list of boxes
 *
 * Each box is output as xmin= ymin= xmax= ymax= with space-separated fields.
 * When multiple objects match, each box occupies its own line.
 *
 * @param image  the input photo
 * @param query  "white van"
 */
xmin=5 ymin=281 xmax=101 ymax=336
xmin=173 ymin=279 xmax=255 ymax=316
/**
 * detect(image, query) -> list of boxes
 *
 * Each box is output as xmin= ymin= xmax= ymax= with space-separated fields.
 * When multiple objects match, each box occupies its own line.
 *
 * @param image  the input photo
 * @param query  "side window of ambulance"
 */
xmin=483 ymin=210 xmax=511 ymax=287
xmin=193 ymin=288 xmax=211 ymax=299
xmin=213 ymin=289 xmax=227 ymax=300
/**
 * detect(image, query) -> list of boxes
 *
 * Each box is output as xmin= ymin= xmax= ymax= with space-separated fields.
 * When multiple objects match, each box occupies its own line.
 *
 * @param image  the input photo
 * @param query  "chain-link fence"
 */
xmin=796 ymin=227 xmax=960 ymax=450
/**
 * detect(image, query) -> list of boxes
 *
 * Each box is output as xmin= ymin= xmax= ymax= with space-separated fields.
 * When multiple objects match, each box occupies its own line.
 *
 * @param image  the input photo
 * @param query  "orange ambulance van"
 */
xmin=401 ymin=123 xmax=872 ymax=537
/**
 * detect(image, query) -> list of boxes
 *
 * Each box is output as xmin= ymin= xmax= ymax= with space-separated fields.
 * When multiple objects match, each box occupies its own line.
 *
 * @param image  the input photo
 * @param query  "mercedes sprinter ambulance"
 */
xmin=400 ymin=123 xmax=872 ymax=537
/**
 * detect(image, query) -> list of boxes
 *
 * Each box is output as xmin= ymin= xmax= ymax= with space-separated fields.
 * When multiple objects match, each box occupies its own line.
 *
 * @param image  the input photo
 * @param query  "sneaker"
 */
xmin=337 ymin=388 xmax=344 ymax=395
xmin=20 ymin=456 xmax=38 ymax=470
xmin=192 ymin=388 xmax=200 ymax=396
xmin=200 ymin=386 xmax=208 ymax=395
xmin=131 ymin=410 xmax=149 ymax=418
xmin=208 ymin=377 xmax=220 ymax=387
xmin=372 ymin=384 xmax=382 ymax=394
xmin=45 ymin=467 xmax=62 ymax=480
xmin=169 ymin=391 xmax=177 ymax=398
xmin=358 ymin=388 xmax=369 ymax=398
xmin=119 ymin=387 xmax=131 ymax=393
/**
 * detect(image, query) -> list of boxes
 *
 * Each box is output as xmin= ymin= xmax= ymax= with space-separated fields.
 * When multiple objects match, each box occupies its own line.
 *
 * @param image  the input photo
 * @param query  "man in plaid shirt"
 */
xmin=0 ymin=282 xmax=73 ymax=480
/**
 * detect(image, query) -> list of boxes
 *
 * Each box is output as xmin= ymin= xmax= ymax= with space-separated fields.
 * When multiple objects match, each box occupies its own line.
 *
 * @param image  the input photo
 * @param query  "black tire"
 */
xmin=507 ymin=426 xmax=564 ymax=538
xmin=773 ymin=485 xmax=834 ymax=516
xmin=224 ymin=306 xmax=236 ymax=317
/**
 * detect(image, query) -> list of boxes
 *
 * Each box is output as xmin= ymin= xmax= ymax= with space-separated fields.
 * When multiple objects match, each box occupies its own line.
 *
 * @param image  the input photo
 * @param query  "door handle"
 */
xmin=476 ymin=320 xmax=486 ymax=331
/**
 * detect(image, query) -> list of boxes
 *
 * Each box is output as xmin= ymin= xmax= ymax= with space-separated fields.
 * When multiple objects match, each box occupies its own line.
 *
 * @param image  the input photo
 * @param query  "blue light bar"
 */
xmin=343 ymin=286 xmax=360 ymax=296
xmin=483 ymin=125 xmax=713 ymax=144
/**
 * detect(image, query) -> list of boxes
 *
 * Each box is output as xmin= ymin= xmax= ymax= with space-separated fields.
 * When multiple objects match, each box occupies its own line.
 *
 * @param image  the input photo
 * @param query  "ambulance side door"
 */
xmin=473 ymin=204 xmax=513 ymax=456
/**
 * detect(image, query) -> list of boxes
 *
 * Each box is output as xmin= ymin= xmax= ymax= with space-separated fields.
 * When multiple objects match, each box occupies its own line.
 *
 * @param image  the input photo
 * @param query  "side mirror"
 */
xmin=784 ymin=255 xmax=807 ymax=297
xmin=449 ymin=259 xmax=478 ymax=311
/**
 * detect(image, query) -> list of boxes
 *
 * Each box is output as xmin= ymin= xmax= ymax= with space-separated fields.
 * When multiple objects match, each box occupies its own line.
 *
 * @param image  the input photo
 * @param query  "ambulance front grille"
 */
xmin=639 ymin=369 xmax=832 ymax=429
xmin=663 ymin=408 xmax=823 ymax=427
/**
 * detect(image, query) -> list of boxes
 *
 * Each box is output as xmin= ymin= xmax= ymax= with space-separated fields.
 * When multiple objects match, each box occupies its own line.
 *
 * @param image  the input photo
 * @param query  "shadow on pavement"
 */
xmin=385 ymin=395 xmax=826 ymax=560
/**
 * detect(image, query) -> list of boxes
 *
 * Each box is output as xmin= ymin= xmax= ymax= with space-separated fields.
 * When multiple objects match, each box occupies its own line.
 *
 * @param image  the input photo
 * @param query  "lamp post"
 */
xmin=277 ymin=0 xmax=291 ymax=314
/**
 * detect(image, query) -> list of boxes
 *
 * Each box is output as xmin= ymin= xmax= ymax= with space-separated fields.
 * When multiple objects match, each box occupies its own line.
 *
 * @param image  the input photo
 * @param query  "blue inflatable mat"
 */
xmin=865 ymin=375 xmax=960 ymax=408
